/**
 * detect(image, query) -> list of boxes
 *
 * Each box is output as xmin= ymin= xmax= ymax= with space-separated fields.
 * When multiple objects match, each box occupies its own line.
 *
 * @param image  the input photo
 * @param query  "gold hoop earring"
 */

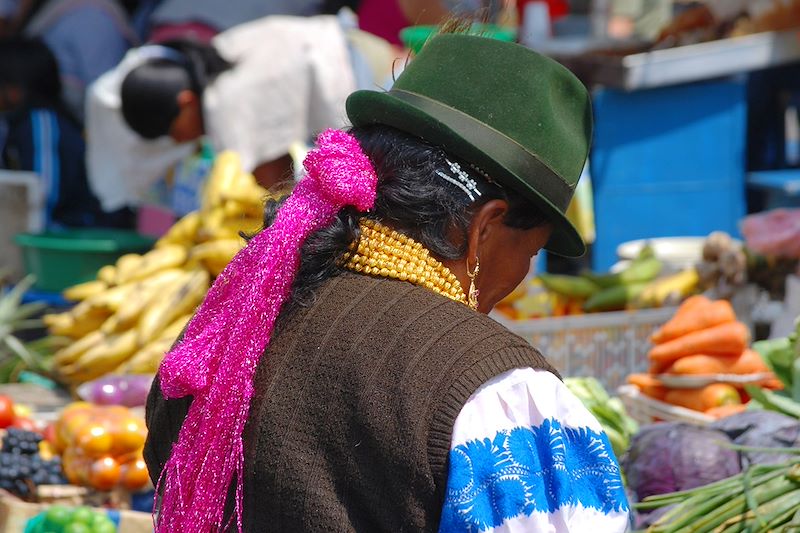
xmin=466 ymin=257 xmax=480 ymax=311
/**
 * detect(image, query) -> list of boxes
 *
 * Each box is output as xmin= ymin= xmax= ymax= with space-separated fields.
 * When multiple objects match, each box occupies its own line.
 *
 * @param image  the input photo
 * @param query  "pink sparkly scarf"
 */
xmin=154 ymin=130 xmax=378 ymax=532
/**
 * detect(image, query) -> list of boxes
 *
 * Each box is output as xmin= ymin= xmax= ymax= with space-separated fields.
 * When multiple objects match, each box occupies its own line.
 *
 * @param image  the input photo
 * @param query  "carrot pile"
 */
xmin=627 ymin=295 xmax=779 ymax=420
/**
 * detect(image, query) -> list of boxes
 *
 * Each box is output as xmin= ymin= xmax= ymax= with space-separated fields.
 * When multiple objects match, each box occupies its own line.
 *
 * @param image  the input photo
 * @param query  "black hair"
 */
xmin=262 ymin=125 xmax=548 ymax=313
xmin=120 ymin=39 xmax=233 ymax=140
xmin=0 ymin=37 xmax=62 ymax=108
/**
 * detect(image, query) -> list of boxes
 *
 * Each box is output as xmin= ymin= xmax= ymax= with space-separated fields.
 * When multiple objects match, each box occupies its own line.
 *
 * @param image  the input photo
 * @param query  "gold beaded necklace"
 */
xmin=342 ymin=219 xmax=470 ymax=307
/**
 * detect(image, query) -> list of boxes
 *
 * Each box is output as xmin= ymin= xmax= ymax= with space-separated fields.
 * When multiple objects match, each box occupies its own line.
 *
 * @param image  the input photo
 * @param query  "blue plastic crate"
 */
xmin=590 ymin=79 xmax=748 ymax=271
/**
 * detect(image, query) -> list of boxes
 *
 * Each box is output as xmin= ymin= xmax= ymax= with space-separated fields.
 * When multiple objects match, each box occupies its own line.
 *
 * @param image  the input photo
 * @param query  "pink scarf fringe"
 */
xmin=154 ymin=129 xmax=377 ymax=532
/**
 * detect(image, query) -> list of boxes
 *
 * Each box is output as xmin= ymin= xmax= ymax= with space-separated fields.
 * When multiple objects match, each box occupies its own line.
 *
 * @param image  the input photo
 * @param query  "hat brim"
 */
xmin=346 ymin=89 xmax=586 ymax=258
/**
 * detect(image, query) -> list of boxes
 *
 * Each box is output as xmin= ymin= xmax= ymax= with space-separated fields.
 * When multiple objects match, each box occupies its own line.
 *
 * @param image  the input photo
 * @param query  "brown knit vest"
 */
xmin=145 ymin=272 xmax=556 ymax=532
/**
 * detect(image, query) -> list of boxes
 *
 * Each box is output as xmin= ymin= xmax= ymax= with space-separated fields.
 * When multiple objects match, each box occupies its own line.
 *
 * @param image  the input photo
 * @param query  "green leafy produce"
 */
xmin=751 ymin=315 xmax=800 ymax=418
xmin=637 ymin=456 xmax=800 ymax=533
xmin=564 ymin=377 xmax=638 ymax=458
xmin=0 ymin=275 xmax=56 ymax=383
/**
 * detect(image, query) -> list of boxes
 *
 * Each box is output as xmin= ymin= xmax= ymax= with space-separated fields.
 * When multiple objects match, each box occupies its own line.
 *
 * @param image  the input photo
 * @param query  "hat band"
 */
xmin=389 ymin=89 xmax=574 ymax=212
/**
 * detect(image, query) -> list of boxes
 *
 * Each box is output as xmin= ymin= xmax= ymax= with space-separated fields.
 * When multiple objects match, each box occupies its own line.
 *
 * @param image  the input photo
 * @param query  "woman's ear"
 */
xmin=466 ymin=199 xmax=510 ymax=261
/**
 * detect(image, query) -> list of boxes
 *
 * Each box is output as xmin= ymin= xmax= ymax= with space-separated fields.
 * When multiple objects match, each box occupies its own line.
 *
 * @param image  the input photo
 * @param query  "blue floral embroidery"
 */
xmin=439 ymin=418 xmax=629 ymax=532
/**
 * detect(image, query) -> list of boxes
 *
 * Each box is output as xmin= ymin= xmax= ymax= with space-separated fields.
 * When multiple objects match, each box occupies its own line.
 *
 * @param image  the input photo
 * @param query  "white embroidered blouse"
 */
xmin=440 ymin=368 xmax=631 ymax=532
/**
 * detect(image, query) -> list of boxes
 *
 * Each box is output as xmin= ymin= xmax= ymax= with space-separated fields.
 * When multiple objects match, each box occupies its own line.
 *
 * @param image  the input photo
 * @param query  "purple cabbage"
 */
xmin=623 ymin=423 xmax=741 ymax=502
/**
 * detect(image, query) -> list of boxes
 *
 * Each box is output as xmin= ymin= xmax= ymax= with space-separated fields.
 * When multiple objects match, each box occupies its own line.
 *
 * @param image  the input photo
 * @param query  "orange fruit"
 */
xmin=76 ymin=423 xmax=113 ymax=457
xmin=59 ymin=411 xmax=92 ymax=447
xmin=111 ymin=417 xmax=146 ymax=454
xmin=63 ymin=448 xmax=91 ymax=485
xmin=120 ymin=459 xmax=150 ymax=491
xmin=89 ymin=456 xmax=121 ymax=491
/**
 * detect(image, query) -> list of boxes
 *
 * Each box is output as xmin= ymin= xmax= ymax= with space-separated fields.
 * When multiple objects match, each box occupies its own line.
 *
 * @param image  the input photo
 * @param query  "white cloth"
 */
xmin=204 ymin=15 xmax=355 ymax=173
xmin=85 ymin=15 xmax=357 ymax=210
xmin=441 ymin=368 xmax=630 ymax=533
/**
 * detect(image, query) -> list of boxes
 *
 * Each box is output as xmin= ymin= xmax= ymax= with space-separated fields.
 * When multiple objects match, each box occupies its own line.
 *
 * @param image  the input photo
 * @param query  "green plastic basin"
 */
xmin=14 ymin=229 xmax=155 ymax=292
xmin=399 ymin=24 xmax=517 ymax=54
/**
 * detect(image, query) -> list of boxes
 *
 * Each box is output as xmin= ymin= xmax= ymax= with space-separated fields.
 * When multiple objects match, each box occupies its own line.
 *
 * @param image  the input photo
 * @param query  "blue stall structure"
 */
xmin=549 ymin=30 xmax=800 ymax=272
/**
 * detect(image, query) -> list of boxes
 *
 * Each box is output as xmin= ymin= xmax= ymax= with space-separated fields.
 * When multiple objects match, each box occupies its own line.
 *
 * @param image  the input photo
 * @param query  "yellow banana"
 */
xmin=119 ymin=314 xmax=191 ymax=374
xmin=59 ymin=330 xmax=138 ymax=383
xmin=80 ymin=282 xmax=137 ymax=313
xmin=62 ymin=280 xmax=108 ymax=302
xmin=113 ymin=254 xmax=143 ymax=285
xmin=52 ymin=330 xmax=106 ymax=367
xmin=190 ymin=239 xmax=242 ymax=275
xmin=114 ymin=245 xmax=188 ymax=285
xmin=96 ymin=265 xmax=117 ymax=286
xmin=120 ymin=337 xmax=173 ymax=374
xmin=635 ymin=268 xmax=700 ymax=308
xmin=113 ymin=268 xmax=187 ymax=329
xmin=202 ymin=151 xmax=242 ymax=211
xmin=46 ymin=302 xmax=112 ymax=338
xmin=156 ymin=211 xmax=201 ymax=248
xmin=136 ymin=269 xmax=209 ymax=346
xmin=222 ymin=198 xmax=264 ymax=219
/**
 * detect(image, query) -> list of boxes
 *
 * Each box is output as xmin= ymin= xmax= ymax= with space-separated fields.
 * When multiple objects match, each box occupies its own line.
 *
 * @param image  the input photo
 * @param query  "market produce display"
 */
xmin=495 ymin=246 xmax=700 ymax=319
xmin=750 ymin=315 xmax=800 ymax=419
xmin=24 ymin=505 xmax=117 ymax=533
xmin=0 ymin=428 xmax=67 ymax=498
xmin=53 ymin=403 xmax=149 ymax=492
xmin=624 ymin=295 xmax=780 ymax=420
xmin=44 ymin=152 xmax=269 ymax=384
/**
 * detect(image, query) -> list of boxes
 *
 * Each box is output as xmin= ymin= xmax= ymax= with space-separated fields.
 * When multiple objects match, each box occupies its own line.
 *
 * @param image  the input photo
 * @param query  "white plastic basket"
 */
xmin=617 ymin=384 xmax=714 ymax=425
xmin=492 ymin=307 xmax=677 ymax=390
xmin=654 ymin=372 xmax=774 ymax=389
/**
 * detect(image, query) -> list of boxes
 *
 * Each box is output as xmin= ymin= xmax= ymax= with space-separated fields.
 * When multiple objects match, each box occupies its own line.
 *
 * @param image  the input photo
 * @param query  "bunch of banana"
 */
xmin=45 ymin=151 xmax=274 ymax=384
xmin=533 ymin=245 xmax=699 ymax=314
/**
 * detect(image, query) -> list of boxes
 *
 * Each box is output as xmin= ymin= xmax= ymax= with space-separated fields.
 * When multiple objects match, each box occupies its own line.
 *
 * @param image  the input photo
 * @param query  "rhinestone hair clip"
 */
xmin=435 ymin=158 xmax=484 ymax=202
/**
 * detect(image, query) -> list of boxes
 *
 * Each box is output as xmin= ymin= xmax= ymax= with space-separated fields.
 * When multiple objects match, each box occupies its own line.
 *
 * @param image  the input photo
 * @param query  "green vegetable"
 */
xmin=564 ymin=377 xmax=638 ymax=458
xmin=744 ymin=385 xmax=800 ymax=419
xmin=537 ymin=273 xmax=599 ymax=299
xmin=582 ymin=256 xmax=663 ymax=289
xmin=583 ymin=283 xmax=647 ymax=312
xmin=639 ymin=459 xmax=800 ymax=533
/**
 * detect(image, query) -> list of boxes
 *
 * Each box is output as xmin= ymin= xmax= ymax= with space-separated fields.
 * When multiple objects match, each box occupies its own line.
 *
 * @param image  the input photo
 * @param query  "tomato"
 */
xmin=0 ymin=395 xmax=15 ymax=428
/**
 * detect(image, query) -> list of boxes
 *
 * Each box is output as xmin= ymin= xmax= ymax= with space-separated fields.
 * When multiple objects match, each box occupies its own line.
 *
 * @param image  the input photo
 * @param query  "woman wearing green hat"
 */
xmin=144 ymin=33 xmax=630 ymax=532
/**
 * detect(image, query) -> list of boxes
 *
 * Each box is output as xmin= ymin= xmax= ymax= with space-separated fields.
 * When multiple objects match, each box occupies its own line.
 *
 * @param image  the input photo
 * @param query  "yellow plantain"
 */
xmin=136 ymin=269 xmax=209 ymax=346
xmin=80 ymin=282 xmax=137 ymax=313
xmin=96 ymin=265 xmax=117 ymax=286
xmin=52 ymin=330 xmax=106 ymax=367
xmin=190 ymin=239 xmax=242 ymax=275
xmin=635 ymin=268 xmax=700 ymax=308
xmin=120 ymin=337 xmax=174 ymax=374
xmin=114 ymin=245 xmax=188 ymax=285
xmin=59 ymin=330 xmax=138 ymax=383
xmin=222 ymin=198 xmax=263 ymax=219
xmin=202 ymin=151 xmax=242 ymax=211
xmin=62 ymin=280 xmax=108 ymax=302
xmin=155 ymin=211 xmax=201 ymax=248
xmin=112 ymin=268 xmax=187 ymax=329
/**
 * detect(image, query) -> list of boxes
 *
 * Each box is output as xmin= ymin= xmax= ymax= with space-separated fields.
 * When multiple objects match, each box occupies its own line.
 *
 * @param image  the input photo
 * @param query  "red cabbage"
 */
xmin=623 ymin=423 xmax=741 ymax=501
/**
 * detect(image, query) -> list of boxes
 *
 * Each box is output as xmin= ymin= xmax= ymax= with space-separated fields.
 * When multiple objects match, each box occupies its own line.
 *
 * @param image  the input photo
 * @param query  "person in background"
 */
xmin=608 ymin=0 xmax=674 ymax=40
xmin=7 ymin=0 xmax=137 ymax=121
xmin=0 ymin=38 xmax=104 ymax=228
xmin=86 ymin=16 xmax=357 ymax=215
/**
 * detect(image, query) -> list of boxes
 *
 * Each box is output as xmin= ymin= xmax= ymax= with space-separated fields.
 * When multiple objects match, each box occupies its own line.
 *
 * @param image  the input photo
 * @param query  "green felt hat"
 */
xmin=346 ymin=33 xmax=593 ymax=257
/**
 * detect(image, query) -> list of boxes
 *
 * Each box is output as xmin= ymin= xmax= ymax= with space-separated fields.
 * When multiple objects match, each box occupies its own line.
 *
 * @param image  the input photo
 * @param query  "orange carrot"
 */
xmin=666 ymin=354 xmax=738 ymax=375
xmin=651 ymin=298 xmax=735 ymax=344
xmin=627 ymin=373 xmax=668 ymax=400
xmin=705 ymin=403 xmax=747 ymax=419
xmin=648 ymin=321 xmax=749 ymax=365
xmin=665 ymin=349 xmax=768 ymax=375
xmin=650 ymin=295 xmax=710 ymax=343
xmin=729 ymin=349 xmax=771 ymax=375
xmin=663 ymin=383 xmax=741 ymax=412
